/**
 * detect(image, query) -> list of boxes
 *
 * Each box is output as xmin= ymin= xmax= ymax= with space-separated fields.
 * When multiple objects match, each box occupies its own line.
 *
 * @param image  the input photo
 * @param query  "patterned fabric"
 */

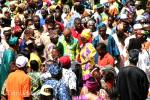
xmin=45 ymin=79 xmax=72 ymax=100
xmin=59 ymin=35 xmax=80 ymax=61
xmin=80 ymin=43 xmax=96 ymax=80
xmin=28 ymin=72 xmax=42 ymax=100
xmin=61 ymin=68 xmax=77 ymax=90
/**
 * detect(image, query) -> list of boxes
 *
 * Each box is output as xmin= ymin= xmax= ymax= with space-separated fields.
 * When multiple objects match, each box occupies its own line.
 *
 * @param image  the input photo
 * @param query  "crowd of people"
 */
xmin=0 ymin=0 xmax=150 ymax=100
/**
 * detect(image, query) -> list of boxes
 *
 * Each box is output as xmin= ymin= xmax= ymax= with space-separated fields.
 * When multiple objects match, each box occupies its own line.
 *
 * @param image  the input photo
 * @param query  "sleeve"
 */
xmin=22 ymin=77 xmax=31 ymax=97
xmin=88 ymin=44 xmax=96 ymax=60
xmin=111 ymin=36 xmax=120 ymax=58
xmin=75 ymin=41 xmax=80 ymax=59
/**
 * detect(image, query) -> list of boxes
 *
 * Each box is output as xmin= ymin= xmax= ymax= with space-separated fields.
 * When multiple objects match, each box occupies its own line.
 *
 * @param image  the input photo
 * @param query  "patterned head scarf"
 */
xmin=81 ymin=29 xmax=91 ymax=40
xmin=48 ymin=63 xmax=62 ymax=78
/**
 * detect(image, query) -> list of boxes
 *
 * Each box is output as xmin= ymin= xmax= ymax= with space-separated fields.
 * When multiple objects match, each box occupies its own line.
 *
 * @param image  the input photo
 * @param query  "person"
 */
xmin=28 ymin=60 xmax=42 ymax=100
xmin=79 ymin=75 xmax=103 ymax=100
xmin=79 ymin=29 xmax=96 ymax=81
xmin=117 ymin=49 xmax=149 ymax=100
xmin=44 ymin=30 xmax=63 ymax=60
xmin=71 ymin=17 xmax=84 ymax=46
xmin=59 ymin=28 xmax=80 ymax=61
xmin=5 ymin=55 xmax=31 ymax=100
xmin=92 ymin=22 xmax=120 ymax=63
xmin=96 ymin=43 xmax=115 ymax=68
xmin=33 ymin=15 xmax=43 ymax=32
xmin=43 ymin=63 xmax=72 ymax=100
xmin=0 ymin=35 xmax=18 ymax=95
xmin=92 ymin=4 xmax=104 ymax=26
xmin=59 ymin=56 xmax=77 ymax=95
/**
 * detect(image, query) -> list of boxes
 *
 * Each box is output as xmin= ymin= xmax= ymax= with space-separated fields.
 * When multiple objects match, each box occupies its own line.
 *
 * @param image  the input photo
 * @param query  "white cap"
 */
xmin=120 ymin=14 xmax=128 ymax=20
xmin=40 ymin=84 xmax=52 ymax=96
xmin=16 ymin=56 xmax=28 ymax=68
xmin=136 ymin=15 xmax=145 ymax=21
xmin=133 ymin=23 xmax=143 ymax=30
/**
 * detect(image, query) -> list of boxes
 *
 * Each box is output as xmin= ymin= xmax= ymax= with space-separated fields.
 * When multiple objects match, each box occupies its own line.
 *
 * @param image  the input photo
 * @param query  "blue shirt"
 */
xmin=45 ymin=79 xmax=71 ymax=100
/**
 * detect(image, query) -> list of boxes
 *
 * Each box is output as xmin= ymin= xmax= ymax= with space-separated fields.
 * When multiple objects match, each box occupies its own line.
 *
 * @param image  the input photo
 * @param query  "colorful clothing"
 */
xmin=61 ymin=68 xmax=77 ymax=90
xmin=28 ymin=72 xmax=42 ymax=100
xmin=98 ymin=53 xmax=115 ymax=68
xmin=0 ymin=48 xmax=15 ymax=94
xmin=44 ymin=79 xmax=71 ymax=100
xmin=6 ymin=70 xmax=31 ymax=100
xmin=92 ymin=34 xmax=120 ymax=62
xmin=59 ymin=35 xmax=80 ymax=61
xmin=80 ymin=43 xmax=96 ymax=80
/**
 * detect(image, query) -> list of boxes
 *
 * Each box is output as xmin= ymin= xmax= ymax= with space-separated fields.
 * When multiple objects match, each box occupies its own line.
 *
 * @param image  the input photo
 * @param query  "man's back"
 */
xmin=6 ymin=70 xmax=31 ymax=100
xmin=117 ymin=66 xmax=149 ymax=100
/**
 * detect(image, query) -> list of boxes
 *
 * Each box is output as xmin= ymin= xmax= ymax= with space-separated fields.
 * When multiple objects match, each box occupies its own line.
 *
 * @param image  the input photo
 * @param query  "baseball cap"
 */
xmin=40 ymin=84 xmax=53 ymax=96
xmin=16 ymin=56 xmax=28 ymax=68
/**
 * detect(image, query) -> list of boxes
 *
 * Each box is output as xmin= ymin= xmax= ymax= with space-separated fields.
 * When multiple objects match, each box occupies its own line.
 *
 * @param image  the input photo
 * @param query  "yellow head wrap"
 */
xmin=81 ymin=29 xmax=91 ymax=40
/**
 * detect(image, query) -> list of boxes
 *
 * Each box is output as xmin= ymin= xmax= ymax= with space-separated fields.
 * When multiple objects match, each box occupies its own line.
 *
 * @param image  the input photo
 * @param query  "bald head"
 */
xmin=63 ymin=28 xmax=71 ymax=43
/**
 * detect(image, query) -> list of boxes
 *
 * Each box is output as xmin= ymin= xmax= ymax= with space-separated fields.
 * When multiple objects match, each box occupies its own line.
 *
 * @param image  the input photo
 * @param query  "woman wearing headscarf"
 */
xmin=79 ymin=29 xmax=96 ymax=81
xmin=0 ymin=36 xmax=18 ymax=94
xmin=79 ymin=76 xmax=103 ymax=100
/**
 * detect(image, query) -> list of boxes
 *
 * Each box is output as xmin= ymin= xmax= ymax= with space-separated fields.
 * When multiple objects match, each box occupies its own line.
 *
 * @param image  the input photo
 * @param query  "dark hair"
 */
xmin=30 ymin=60 xmax=39 ymax=71
xmin=25 ymin=18 xmax=33 ymax=28
xmin=96 ymin=43 xmax=107 ymax=51
xmin=129 ymin=49 xmax=139 ymax=65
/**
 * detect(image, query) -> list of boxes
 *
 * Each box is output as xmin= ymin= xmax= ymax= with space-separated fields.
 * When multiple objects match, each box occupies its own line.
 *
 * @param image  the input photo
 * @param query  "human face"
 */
xmin=33 ymin=17 xmax=40 ymax=28
xmin=92 ymin=69 xmax=101 ymax=79
xmin=96 ymin=47 xmax=106 ymax=57
xmin=87 ymin=21 xmax=95 ymax=31
xmin=98 ymin=27 xmax=106 ymax=36
xmin=63 ymin=29 xmax=71 ymax=43
xmin=15 ymin=18 xmax=21 ymax=26
xmin=75 ymin=20 xmax=82 ymax=30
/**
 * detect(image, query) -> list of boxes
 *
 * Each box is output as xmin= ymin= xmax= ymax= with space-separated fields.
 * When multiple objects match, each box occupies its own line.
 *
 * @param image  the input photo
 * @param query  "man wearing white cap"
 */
xmin=124 ymin=23 xmax=144 ymax=66
xmin=4 ymin=56 xmax=31 ymax=100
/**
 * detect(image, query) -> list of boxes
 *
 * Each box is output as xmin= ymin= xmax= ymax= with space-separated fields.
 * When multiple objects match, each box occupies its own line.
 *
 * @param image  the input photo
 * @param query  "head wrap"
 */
xmin=8 ymin=36 xmax=18 ymax=46
xmin=97 ymin=23 xmax=106 ymax=30
xmin=85 ymin=76 xmax=100 ymax=93
xmin=133 ymin=23 xmax=142 ymax=30
xmin=48 ymin=63 xmax=62 ymax=78
xmin=59 ymin=56 xmax=71 ymax=69
xmin=96 ymin=4 xmax=104 ymax=9
xmin=81 ymin=29 xmax=91 ymax=40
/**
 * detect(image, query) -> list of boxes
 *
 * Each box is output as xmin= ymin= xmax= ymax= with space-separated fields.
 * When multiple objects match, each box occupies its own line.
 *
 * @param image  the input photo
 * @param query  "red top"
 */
xmin=98 ymin=53 xmax=115 ymax=68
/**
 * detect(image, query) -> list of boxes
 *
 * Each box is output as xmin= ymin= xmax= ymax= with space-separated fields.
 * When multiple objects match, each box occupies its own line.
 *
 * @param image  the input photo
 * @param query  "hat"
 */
xmin=40 ymin=84 xmax=53 ymax=96
xmin=119 ymin=14 xmax=128 ymax=20
xmin=16 ymin=56 xmax=28 ymax=68
xmin=135 ymin=1 xmax=141 ymax=5
xmin=59 ymin=56 xmax=71 ymax=69
xmin=81 ymin=29 xmax=91 ymax=40
xmin=133 ymin=23 xmax=142 ymax=30
xmin=48 ymin=63 xmax=62 ymax=78
xmin=8 ymin=36 xmax=18 ymax=46
xmin=97 ymin=22 xmax=106 ymax=29
xmin=136 ymin=15 xmax=145 ymax=21
xmin=96 ymin=4 xmax=104 ymax=9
